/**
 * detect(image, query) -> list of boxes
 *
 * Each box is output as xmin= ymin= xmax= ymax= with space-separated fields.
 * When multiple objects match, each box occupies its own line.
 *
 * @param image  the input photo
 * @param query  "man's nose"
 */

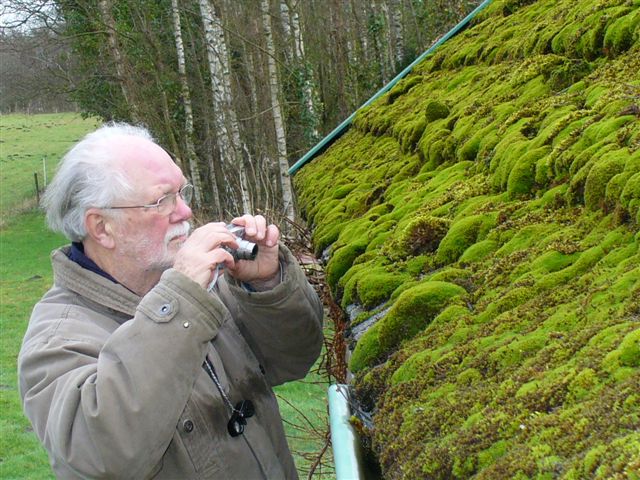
xmin=172 ymin=195 xmax=193 ymax=221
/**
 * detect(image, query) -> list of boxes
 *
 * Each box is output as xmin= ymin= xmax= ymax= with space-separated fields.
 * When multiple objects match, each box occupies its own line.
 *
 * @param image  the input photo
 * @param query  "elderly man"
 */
xmin=18 ymin=123 xmax=324 ymax=479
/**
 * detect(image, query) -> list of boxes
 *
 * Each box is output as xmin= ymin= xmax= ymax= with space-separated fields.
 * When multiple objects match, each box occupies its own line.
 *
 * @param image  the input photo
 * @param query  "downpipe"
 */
xmin=327 ymin=384 xmax=366 ymax=480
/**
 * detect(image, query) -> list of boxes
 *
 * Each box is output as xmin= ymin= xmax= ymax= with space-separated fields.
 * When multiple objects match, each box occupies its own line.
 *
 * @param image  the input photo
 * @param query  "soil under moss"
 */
xmin=294 ymin=0 xmax=639 ymax=478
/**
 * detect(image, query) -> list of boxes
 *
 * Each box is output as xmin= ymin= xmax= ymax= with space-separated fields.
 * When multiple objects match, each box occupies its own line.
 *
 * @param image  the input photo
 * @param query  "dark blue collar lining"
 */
xmin=68 ymin=242 xmax=120 ymax=285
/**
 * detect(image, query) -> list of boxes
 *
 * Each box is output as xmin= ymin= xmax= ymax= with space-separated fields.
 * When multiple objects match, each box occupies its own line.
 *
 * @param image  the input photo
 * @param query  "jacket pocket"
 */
xmin=177 ymin=399 xmax=221 ymax=475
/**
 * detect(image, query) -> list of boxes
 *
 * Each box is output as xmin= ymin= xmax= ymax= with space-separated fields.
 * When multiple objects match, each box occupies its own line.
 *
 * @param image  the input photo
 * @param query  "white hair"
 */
xmin=42 ymin=122 xmax=155 ymax=242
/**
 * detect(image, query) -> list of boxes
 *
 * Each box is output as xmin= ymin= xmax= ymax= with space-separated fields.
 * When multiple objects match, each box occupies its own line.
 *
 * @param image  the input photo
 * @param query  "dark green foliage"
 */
xmin=294 ymin=0 xmax=640 ymax=477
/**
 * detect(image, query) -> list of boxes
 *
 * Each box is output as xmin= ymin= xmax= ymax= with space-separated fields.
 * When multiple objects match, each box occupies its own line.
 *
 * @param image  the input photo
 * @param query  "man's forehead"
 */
xmin=111 ymin=136 xmax=177 ymax=171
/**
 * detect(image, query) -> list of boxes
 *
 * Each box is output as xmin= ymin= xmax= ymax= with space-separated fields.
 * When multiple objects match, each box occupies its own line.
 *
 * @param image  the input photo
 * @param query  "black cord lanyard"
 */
xmin=202 ymin=356 xmax=255 ymax=437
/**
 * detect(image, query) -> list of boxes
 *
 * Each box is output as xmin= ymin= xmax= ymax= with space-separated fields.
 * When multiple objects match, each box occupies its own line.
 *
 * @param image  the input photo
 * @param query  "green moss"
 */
xmin=349 ymin=321 xmax=385 ymax=373
xmin=507 ymin=146 xmax=551 ymax=198
xmin=294 ymin=0 xmax=640 ymax=477
xmin=395 ymin=214 xmax=450 ymax=256
xmin=386 ymin=75 xmax=422 ymax=104
xmin=376 ymin=281 xmax=466 ymax=359
xmin=478 ymin=440 xmax=509 ymax=469
xmin=424 ymin=100 xmax=450 ymax=122
xmin=390 ymin=349 xmax=436 ymax=384
xmin=459 ymin=239 xmax=499 ymax=263
xmin=357 ymin=272 xmax=410 ymax=309
xmin=603 ymin=8 xmax=640 ymax=57
xmin=584 ymin=150 xmax=627 ymax=211
xmin=427 ymin=267 xmax=471 ymax=285
xmin=325 ymin=242 xmax=367 ymax=292
xmin=332 ymin=184 xmax=357 ymax=199
xmin=529 ymin=250 xmax=579 ymax=273
xmin=436 ymin=213 xmax=497 ymax=265
xmin=567 ymin=368 xmax=600 ymax=403
xmin=604 ymin=329 xmax=640 ymax=370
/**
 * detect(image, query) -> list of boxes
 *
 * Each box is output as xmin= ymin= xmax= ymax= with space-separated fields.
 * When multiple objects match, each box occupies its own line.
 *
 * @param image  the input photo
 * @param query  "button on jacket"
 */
xmin=18 ymin=244 xmax=324 ymax=479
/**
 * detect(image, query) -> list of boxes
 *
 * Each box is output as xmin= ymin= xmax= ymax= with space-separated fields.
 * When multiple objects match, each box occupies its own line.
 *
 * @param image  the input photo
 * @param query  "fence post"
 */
xmin=34 ymin=172 xmax=40 ymax=205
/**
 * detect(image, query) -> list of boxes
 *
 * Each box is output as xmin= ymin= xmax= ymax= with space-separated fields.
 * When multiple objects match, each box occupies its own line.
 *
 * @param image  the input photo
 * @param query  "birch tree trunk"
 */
xmin=261 ymin=0 xmax=295 ymax=227
xmin=210 ymin=11 xmax=253 ymax=215
xmin=289 ymin=0 xmax=319 ymax=142
xmin=389 ymin=0 xmax=404 ymax=68
xmin=374 ymin=0 xmax=391 ymax=84
xmin=170 ymin=0 xmax=208 ymax=212
xmin=97 ymin=0 xmax=139 ymax=121
xmin=198 ymin=0 xmax=252 ymax=216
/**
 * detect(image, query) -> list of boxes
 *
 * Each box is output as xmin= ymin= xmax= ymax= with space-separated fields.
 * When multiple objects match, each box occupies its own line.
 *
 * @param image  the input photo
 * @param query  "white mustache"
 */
xmin=164 ymin=221 xmax=191 ymax=245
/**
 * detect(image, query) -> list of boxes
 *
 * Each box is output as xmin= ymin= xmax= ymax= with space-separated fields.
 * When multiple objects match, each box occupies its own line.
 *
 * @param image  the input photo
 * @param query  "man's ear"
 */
xmin=85 ymin=208 xmax=116 ymax=249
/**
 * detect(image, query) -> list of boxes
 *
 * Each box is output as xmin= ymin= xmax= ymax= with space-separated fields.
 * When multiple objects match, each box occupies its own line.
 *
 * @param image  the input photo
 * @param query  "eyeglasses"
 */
xmin=102 ymin=184 xmax=194 ymax=215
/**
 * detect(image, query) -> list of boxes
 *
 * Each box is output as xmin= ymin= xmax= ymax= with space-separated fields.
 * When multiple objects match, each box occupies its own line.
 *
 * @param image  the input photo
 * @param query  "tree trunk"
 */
xmin=171 ymin=0 xmax=207 ymax=212
xmin=97 ymin=0 xmax=139 ymax=121
xmin=389 ymin=0 xmax=404 ymax=68
xmin=288 ymin=0 xmax=319 ymax=142
xmin=261 ymin=0 xmax=295 ymax=228
xmin=198 ymin=0 xmax=252 ymax=216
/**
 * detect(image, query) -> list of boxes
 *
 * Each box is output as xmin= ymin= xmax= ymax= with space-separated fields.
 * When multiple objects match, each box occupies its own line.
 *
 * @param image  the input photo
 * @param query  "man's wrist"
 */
xmin=244 ymin=261 xmax=283 ymax=292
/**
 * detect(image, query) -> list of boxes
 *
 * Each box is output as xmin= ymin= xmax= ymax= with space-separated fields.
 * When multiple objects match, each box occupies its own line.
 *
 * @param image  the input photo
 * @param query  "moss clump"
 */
xmin=325 ymin=242 xmax=367 ymax=293
xmin=459 ymin=239 xmax=499 ymax=263
xmin=395 ymin=215 xmax=450 ymax=256
xmin=349 ymin=321 xmax=385 ymax=373
xmin=356 ymin=271 xmax=410 ymax=309
xmin=436 ymin=213 xmax=497 ymax=265
xmin=377 ymin=281 xmax=467 ymax=355
xmin=350 ymin=281 xmax=466 ymax=373
xmin=584 ymin=150 xmax=627 ymax=211
xmin=603 ymin=8 xmax=640 ymax=57
xmin=507 ymin=146 xmax=551 ymax=198
xmin=425 ymin=100 xmax=450 ymax=122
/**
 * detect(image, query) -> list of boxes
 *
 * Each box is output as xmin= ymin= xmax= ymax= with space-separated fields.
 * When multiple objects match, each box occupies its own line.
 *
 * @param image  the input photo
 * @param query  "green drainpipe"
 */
xmin=288 ymin=0 xmax=494 ymax=176
xmin=328 ymin=384 xmax=366 ymax=479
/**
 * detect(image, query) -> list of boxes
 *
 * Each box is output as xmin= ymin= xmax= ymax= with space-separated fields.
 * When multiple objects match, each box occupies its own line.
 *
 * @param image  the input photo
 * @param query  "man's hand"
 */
xmin=172 ymin=215 xmax=280 ymax=290
xmin=172 ymin=222 xmax=238 ymax=289
xmin=225 ymin=214 xmax=280 ymax=285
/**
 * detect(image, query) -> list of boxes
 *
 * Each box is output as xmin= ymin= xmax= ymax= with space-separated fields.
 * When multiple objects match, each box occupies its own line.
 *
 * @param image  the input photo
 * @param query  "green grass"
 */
xmin=0 ymin=211 xmax=67 ymax=480
xmin=275 ymin=354 xmax=334 ymax=479
xmin=0 ymin=113 xmax=100 ymax=224
xmin=0 ymin=113 xmax=332 ymax=478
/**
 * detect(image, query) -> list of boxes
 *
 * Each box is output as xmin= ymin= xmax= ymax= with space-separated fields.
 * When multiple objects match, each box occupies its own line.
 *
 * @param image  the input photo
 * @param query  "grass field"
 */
xmin=0 ymin=113 xmax=332 ymax=479
xmin=0 ymin=113 xmax=100 ymax=225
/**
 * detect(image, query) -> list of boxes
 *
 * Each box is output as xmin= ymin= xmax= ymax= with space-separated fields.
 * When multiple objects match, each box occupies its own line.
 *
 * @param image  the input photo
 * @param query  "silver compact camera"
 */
xmin=224 ymin=224 xmax=258 ymax=261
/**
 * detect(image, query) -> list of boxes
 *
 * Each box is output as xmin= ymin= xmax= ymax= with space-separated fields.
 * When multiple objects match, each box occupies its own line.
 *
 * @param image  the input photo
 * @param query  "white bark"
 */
xmin=171 ymin=0 xmax=208 ymax=212
xmin=389 ymin=0 xmax=404 ymax=68
xmin=289 ymin=2 xmax=319 ymax=140
xmin=262 ymin=0 xmax=295 ymax=227
xmin=279 ymin=0 xmax=293 ymax=62
xmin=377 ymin=0 xmax=392 ymax=83
xmin=198 ymin=0 xmax=252 ymax=215
xmin=280 ymin=0 xmax=319 ymax=141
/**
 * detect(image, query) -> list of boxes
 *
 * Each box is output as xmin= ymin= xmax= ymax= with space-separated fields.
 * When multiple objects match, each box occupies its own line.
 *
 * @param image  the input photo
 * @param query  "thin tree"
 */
xmin=97 ymin=0 xmax=140 ymax=121
xmin=261 ymin=0 xmax=295 ymax=227
xmin=282 ymin=0 xmax=319 ymax=143
xmin=198 ymin=0 xmax=251 ymax=215
xmin=389 ymin=0 xmax=404 ymax=69
xmin=170 ymin=0 xmax=207 ymax=212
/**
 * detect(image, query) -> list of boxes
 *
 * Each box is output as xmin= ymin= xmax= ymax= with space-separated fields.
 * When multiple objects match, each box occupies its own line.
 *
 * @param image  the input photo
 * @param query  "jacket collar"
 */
xmin=68 ymin=242 xmax=120 ymax=284
xmin=53 ymin=246 xmax=141 ymax=318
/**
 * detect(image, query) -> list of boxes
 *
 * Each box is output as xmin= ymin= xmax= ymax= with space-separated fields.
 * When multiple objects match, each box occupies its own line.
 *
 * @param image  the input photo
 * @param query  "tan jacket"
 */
xmin=18 ymin=245 xmax=323 ymax=479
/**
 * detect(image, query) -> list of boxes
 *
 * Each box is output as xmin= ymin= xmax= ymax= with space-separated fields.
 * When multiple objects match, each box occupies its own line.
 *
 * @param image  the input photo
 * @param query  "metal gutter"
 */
xmin=328 ymin=384 xmax=366 ymax=480
xmin=288 ymin=0 xmax=494 ymax=175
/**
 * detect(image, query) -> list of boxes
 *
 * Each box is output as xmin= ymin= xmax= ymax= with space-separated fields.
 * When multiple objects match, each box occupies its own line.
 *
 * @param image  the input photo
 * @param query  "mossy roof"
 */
xmin=294 ymin=0 xmax=640 ymax=477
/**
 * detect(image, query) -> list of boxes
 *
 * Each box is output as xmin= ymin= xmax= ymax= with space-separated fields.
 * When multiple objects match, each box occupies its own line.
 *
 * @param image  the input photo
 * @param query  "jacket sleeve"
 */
xmin=217 ymin=244 xmax=324 ymax=386
xmin=18 ymin=270 xmax=228 ymax=480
